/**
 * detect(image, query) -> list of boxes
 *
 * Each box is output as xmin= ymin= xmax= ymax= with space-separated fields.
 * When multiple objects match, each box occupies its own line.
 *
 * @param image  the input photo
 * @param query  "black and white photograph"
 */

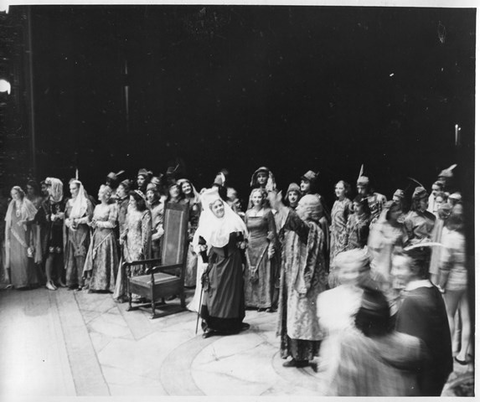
xmin=0 ymin=0 xmax=476 ymax=399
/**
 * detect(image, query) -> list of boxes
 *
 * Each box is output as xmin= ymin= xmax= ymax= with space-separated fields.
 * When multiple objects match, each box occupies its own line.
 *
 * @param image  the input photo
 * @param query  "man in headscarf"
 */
xmin=268 ymin=191 xmax=328 ymax=368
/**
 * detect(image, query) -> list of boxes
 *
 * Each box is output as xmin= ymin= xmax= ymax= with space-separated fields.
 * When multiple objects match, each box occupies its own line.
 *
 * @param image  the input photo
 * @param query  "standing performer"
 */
xmin=244 ymin=188 xmax=278 ymax=312
xmin=269 ymin=191 xmax=327 ymax=368
xmin=329 ymin=180 xmax=352 ymax=264
xmin=194 ymin=187 xmax=249 ymax=338
xmin=356 ymin=175 xmax=387 ymax=224
xmin=83 ymin=185 xmax=119 ymax=293
xmin=43 ymin=178 xmax=66 ymax=290
xmin=64 ymin=180 xmax=94 ymax=291
xmin=4 ymin=186 xmax=41 ymax=289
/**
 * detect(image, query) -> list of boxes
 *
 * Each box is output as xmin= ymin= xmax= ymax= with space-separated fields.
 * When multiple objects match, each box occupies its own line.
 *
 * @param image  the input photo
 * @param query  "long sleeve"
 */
xmin=265 ymin=210 xmax=278 ymax=246
xmin=141 ymin=210 xmax=152 ymax=254
xmin=283 ymin=210 xmax=310 ymax=244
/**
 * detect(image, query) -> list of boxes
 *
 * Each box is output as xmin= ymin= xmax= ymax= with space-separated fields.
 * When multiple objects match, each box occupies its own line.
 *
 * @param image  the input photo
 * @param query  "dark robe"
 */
xmin=395 ymin=284 xmax=453 ymax=396
xmin=201 ymin=232 xmax=245 ymax=333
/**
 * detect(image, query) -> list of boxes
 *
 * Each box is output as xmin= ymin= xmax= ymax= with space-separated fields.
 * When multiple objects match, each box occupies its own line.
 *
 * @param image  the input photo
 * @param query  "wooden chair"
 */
xmin=125 ymin=202 xmax=189 ymax=319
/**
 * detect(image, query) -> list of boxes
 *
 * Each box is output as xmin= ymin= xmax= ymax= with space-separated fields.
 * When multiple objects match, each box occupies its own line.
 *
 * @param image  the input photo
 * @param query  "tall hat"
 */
xmin=119 ymin=179 xmax=132 ymax=191
xmin=150 ymin=176 xmax=162 ymax=187
xmin=393 ymin=189 xmax=405 ymax=199
xmin=146 ymin=182 xmax=159 ymax=192
xmin=213 ymin=171 xmax=226 ymax=187
xmin=301 ymin=170 xmax=318 ymax=183
xmin=287 ymin=182 xmax=301 ymax=194
xmin=438 ymin=164 xmax=457 ymax=179
xmin=412 ymin=186 xmax=428 ymax=200
xmin=107 ymin=170 xmax=125 ymax=182
xmin=357 ymin=176 xmax=370 ymax=187
xmin=137 ymin=168 xmax=151 ymax=179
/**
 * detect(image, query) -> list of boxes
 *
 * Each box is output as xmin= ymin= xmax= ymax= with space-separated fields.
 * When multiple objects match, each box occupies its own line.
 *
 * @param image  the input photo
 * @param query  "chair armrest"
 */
xmin=145 ymin=263 xmax=184 ymax=275
xmin=123 ymin=257 xmax=163 ymax=268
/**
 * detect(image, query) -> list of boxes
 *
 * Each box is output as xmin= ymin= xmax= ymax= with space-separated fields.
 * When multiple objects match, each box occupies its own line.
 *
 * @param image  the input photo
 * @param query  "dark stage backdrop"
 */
xmin=13 ymin=5 xmax=476 ymax=206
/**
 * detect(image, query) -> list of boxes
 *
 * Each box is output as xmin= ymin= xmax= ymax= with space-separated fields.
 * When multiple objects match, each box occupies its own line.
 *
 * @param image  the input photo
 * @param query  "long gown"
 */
xmin=277 ymin=211 xmax=327 ymax=361
xmin=5 ymin=206 xmax=42 ymax=288
xmin=329 ymin=198 xmax=351 ymax=262
xmin=201 ymin=232 xmax=245 ymax=333
xmin=244 ymin=208 xmax=277 ymax=309
xmin=64 ymin=198 xmax=94 ymax=288
xmin=83 ymin=203 xmax=119 ymax=292
xmin=113 ymin=208 xmax=151 ymax=300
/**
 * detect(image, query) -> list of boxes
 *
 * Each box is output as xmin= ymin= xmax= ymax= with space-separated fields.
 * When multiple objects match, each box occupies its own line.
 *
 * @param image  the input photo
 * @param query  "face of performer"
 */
xmin=251 ymin=190 xmax=263 ymax=208
xmin=211 ymin=199 xmax=225 ymax=218
xmin=357 ymin=184 xmax=368 ymax=197
xmin=392 ymin=194 xmax=402 ymax=204
xmin=129 ymin=195 xmax=138 ymax=210
xmin=431 ymin=183 xmax=441 ymax=198
xmin=169 ymin=185 xmax=180 ymax=200
xmin=417 ymin=196 xmax=428 ymax=213
xmin=391 ymin=255 xmax=414 ymax=288
xmin=11 ymin=188 xmax=22 ymax=201
xmin=26 ymin=184 xmax=35 ymax=198
xmin=353 ymin=201 xmax=364 ymax=216
xmin=300 ymin=179 xmax=311 ymax=194
xmin=288 ymin=191 xmax=300 ymax=208
xmin=435 ymin=195 xmax=445 ymax=211
xmin=146 ymin=189 xmax=157 ymax=204
xmin=137 ymin=175 xmax=146 ymax=188
xmin=335 ymin=181 xmax=346 ymax=200
xmin=70 ymin=182 xmax=80 ymax=198
xmin=116 ymin=184 xmax=127 ymax=199
xmin=181 ymin=181 xmax=192 ymax=196
xmin=98 ymin=186 xmax=111 ymax=203
xmin=41 ymin=183 xmax=49 ymax=197
xmin=256 ymin=172 xmax=268 ymax=187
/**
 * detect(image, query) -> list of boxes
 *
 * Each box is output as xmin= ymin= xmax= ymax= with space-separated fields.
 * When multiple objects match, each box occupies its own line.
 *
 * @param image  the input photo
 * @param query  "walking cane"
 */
xmin=195 ymin=285 xmax=203 ymax=335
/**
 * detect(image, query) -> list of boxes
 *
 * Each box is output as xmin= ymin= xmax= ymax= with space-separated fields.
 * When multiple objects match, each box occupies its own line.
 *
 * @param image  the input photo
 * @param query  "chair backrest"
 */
xmin=161 ymin=201 xmax=189 ymax=266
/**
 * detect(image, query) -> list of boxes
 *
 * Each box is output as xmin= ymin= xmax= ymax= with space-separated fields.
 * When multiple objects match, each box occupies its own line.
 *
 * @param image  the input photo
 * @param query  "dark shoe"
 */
xmin=241 ymin=322 xmax=250 ymax=331
xmin=282 ymin=359 xmax=308 ymax=368
xmin=282 ymin=359 xmax=298 ymax=368
xmin=202 ymin=328 xmax=215 ymax=339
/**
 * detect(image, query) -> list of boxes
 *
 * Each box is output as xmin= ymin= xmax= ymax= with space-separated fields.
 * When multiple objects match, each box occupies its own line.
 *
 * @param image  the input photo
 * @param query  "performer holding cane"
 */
xmin=192 ymin=187 xmax=249 ymax=338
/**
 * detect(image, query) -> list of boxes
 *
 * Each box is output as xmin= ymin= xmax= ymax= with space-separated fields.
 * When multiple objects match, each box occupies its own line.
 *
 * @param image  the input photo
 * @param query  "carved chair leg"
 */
xmin=180 ymin=292 xmax=186 ymax=308
xmin=127 ymin=292 xmax=132 ymax=311
xmin=151 ymin=298 xmax=156 ymax=318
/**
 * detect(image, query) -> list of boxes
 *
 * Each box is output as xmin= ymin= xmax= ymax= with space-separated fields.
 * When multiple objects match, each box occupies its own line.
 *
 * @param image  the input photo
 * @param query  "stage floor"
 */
xmin=0 ymin=285 xmax=472 ymax=399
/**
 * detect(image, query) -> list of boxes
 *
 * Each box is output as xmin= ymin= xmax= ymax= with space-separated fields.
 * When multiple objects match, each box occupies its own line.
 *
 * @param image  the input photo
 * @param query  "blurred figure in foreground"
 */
xmin=392 ymin=247 xmax=453 ymax=396
xmin=327 ymin=287 xmax=424 ymax=396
